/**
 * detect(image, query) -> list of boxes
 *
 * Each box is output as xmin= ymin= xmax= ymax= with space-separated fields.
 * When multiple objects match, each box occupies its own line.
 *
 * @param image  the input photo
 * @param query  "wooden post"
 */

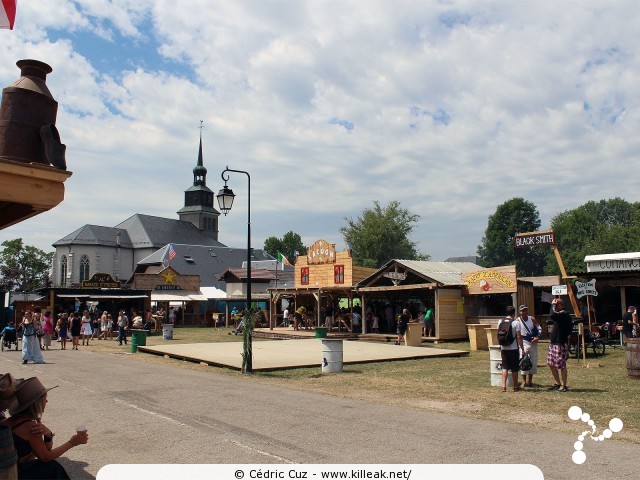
xmin=578 ymin=322 xmax=586 ymax=367
xmin=586 ymin=295 xmax=593 ymax=330
xmin=552 ymin=245 xmax=580 ymax=317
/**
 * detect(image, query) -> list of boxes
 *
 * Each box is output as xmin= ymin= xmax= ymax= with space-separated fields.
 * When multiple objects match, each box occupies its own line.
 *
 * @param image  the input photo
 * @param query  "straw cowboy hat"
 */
xmin=0 ymin=373 xmax=18 ymax=411
xmin=9 ymin=377 xmax=57 ymax=416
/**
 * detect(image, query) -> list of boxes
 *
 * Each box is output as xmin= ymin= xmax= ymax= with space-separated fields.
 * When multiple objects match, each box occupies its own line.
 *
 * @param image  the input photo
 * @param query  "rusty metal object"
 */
xmin=0 ymin=59 xmax=66 ymax=169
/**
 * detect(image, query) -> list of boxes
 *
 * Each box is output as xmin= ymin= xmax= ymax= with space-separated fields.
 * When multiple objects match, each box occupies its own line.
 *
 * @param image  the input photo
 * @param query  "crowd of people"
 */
xmin=1 ymin=306 xmax=172 ymax=364
xmin=0 ymin=373 xmax=88 ymax=479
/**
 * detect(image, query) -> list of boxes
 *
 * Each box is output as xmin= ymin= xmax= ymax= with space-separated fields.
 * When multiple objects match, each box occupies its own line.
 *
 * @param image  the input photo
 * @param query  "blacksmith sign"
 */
xmin=575 ymin=278 xmax=598 ymax=298
xmin=514 ymin=230 xmax=555 ymax=248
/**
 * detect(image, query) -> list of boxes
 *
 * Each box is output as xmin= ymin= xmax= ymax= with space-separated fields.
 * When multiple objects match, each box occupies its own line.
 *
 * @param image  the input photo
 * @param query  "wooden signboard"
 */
xmin=463 ymin=266 xmax=517 ymax=295
xmin=307 ymin=239 xmax=336 ymax=265
xmin=514 ymin=230 xmax=555 ymax=248
xmin=81 ymin=273 xmax=121 ymax=288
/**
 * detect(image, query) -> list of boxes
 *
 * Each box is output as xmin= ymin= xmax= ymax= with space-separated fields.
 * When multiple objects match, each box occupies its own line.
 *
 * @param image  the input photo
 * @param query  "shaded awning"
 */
xmin=151 ymin=291 xmax=208 ymax=302
xmin=56 ymin=294 xmax=148 ymax=299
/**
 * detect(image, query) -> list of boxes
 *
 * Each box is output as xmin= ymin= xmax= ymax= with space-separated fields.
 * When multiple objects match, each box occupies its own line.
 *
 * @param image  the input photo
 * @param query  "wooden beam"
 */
xmin=357 ymin=283 xmax=437 ymax=292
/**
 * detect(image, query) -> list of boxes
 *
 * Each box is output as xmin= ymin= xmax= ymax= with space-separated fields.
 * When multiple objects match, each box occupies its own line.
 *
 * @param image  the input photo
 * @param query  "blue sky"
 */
xmin=1 ymin=0 xmax=639 ymax=261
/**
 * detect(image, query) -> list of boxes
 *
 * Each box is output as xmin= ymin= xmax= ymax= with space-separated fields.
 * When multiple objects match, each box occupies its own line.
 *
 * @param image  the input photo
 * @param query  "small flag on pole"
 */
xmin=277 ymin=252 xmax=292 ymax=268
xmin=1 ymin=0 xmax=16 ymax=30
xmin=168 ymin=244 xmax=177 ymax=261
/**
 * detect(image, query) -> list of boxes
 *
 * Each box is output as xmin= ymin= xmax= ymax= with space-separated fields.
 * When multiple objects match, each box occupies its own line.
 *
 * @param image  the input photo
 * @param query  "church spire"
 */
xmin=193 ymin=120 xmax=207 ymax=186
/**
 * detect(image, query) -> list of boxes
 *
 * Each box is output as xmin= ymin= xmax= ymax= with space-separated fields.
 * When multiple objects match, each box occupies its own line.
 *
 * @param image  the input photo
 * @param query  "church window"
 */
xmin=60 ymin=255 xmax=67 ymax=285
xmin=79 ymin=255 xmax=90 ymax=282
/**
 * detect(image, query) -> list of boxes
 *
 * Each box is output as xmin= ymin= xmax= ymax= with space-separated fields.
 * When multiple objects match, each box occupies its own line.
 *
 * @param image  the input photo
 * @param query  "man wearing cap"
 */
xmin=516 ymin=305 xmax=541 ymax=388
xmin=547 ymin=299 xmax=573 ymax=391
xmin=622 ymin=306 xmax=635 ymax=341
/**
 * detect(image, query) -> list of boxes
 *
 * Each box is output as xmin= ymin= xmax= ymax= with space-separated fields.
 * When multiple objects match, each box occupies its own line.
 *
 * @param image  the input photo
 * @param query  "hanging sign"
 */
xmin=575 ymin=279 xmax=598 ymax=298
xmin=514 ymin=230 xmax=555 ymax=248
xmin=551 ymin=285 xmax=567 ymax=296
xmin=82 ymin=273 xmax=121 ymax=288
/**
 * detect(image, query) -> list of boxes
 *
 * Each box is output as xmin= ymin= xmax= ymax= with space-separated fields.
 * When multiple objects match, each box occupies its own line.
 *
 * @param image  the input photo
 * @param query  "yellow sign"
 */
xmin=465 ymin=270 xmax=516 ymax=291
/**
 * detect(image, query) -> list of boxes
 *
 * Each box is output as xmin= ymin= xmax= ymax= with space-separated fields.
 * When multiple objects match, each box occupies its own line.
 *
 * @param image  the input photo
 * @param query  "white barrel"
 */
xmin=321 ymin=339 xmax=343 ymax=373
xmin=163 ymin=324 xmax=174 ymax=340
xmin=490 ymin=346 xmax=513 ymax=387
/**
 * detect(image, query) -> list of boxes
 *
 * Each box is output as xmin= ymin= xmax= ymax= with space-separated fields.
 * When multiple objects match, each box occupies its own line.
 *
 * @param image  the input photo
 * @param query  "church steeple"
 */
xmin=177 ymin=122 xmax=220 ymax=240
xmin=193 ymin=132 xmax=207 ymax=186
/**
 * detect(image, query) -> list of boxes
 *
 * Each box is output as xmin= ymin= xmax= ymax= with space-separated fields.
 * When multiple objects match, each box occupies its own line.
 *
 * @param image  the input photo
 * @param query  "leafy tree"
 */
xmin=0 ymin=239 xmax=54 ymax=291
xmin=263 ymin=231 xmax=307 ymax=262
xmin=340 ymin=200 xmax=428 ymax=268
xmin=546 ymin=198 xmax=640 ymax=274
xmin=477 ymin=198 xmax=546 ymax=276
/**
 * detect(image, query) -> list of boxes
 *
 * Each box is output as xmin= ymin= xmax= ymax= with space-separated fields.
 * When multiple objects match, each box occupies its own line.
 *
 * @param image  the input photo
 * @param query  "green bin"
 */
xmin=131 ymin=329 xmax=147 ymax=353
xmin=315 ymin=327 xmax=328 ymax=338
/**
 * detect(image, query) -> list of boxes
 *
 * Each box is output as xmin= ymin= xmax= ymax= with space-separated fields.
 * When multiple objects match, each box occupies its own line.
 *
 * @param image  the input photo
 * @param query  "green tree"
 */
xmin=477 ymin=198 xmax=546 ymax=276
xmin=263 ymin=231 xmax=307 ymax=262
xmin=0 ymin=239 xmax=54 ymax=291
xmin=546 ymin=198 xmax=640 ymax=274
xmin=339 ymin=200 xmax=428 ymax=268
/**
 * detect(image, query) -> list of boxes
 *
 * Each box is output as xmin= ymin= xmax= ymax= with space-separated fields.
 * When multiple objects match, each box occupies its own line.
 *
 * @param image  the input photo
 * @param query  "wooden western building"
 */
xmin=269 ymin=240 xmax=376 ymax=330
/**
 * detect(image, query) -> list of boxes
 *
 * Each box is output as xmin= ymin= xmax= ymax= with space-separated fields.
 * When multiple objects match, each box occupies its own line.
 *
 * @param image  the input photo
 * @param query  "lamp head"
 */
xmin=216 ymin=185 xmax=235 ymax=215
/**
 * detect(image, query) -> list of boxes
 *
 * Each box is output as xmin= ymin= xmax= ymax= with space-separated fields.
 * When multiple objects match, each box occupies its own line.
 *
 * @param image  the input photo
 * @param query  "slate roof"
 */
xmin=113 ymin=213 xmax=225 ymax=249
xmin=218 ymin=268 xmax=276 ymax=282
xmin=53 ymin=225 xmax=132 ymax=248
xmin=358 ymin=259 xmax=482 ymax=287
xmin=135 ymin=244 xmax=275 ymax=291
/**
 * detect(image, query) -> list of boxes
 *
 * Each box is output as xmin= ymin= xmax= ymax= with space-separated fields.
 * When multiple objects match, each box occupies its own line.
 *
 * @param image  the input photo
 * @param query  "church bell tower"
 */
xmin=177 ymin=127 xmax=220 ymax=240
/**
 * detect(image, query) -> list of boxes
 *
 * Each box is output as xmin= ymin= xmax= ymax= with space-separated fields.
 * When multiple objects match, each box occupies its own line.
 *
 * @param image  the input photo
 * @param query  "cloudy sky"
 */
xmin=1 ymin=0 xmax=639 ymax=261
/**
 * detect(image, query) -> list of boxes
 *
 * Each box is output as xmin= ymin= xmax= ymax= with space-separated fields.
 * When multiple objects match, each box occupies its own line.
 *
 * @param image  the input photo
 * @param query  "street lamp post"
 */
xmin=217 ymin=166 xmax=253 ymax=373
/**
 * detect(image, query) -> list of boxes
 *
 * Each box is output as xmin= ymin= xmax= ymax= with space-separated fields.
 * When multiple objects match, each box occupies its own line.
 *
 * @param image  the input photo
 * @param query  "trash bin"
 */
xmin=490 ymin=346 xmax=513 ymax=387
xmin=163 ymin=324 xmax=174 ymax=340
xmin=315 ymin=327 xmax=327 ymax=338
xmin=130 ymin=329 xmax=147 ymax=353
xmin=321 ymin=339 xmax=343 ymax=373
xmin=404 ymin=322 xmax=422 ymax=346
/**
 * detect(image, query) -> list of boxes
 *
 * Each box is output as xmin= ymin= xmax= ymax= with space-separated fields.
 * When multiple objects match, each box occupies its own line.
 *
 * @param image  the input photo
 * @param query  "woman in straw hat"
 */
xmin=20 ymin=311 xmax=45 ymax=364
xmin=2 ymin=377 xmax=88 ymax=479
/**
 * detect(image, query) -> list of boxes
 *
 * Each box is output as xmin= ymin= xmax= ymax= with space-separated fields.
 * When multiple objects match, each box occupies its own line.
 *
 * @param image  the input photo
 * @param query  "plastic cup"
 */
xmin=76 ymin=424 xmax=87 ymax=433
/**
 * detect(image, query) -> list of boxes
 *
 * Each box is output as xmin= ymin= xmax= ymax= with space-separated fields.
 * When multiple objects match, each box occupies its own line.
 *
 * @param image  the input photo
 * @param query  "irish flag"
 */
xmin=1 ymin=0 xmax=16 ymax=30
xmin=277 ymin=252 xmax=292 ymax=267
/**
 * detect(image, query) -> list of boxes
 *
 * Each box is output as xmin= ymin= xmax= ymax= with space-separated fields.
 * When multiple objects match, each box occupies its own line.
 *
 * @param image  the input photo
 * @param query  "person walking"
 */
xmin=396 ymin=308 xmax=411 ymax=345
xmin=41 ymin=311 xmax=54 ymax=351
xmin=547 ymin=298 xmax=573 ymax=392
xmin=98 ymin=311 xmax=108 ymax=340
xmin=20 ymin=311 xmax=46 ymax=364
xmin=498 ymin=306 xmax=525 ymax=392
xmin=80 ymin=310 xmax=92 ymax=346
xmin=516 ymin=305 xmax=540 ymax=388
xmin=56 ymin=314 xmax=69 ymax=350
xmin=117 ymin=310 xmax=129 ymax=346
xmin=69 ymin=312 xmax=81 ymax=350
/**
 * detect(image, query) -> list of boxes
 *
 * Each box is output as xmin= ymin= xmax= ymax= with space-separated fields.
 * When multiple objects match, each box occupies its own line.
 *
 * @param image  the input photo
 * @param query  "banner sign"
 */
xmin=82 ymin=273 xmax=121 ymax=288
xmin=575 ymin=279 xmax=598 ymax=298
xmin=552 ymin=285 xmax=568 ymax=296
xmin=514 ymin=230 xmax=555 ymax=248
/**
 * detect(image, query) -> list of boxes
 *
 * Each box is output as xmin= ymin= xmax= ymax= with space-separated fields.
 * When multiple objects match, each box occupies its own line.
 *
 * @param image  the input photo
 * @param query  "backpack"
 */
xmin=497 ymin=318 xmax=514 ymax=346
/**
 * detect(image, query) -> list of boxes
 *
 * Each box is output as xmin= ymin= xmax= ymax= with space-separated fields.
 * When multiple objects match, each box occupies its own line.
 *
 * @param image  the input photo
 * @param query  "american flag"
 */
xmin=167 ymin=244 xmax=177 ymax=261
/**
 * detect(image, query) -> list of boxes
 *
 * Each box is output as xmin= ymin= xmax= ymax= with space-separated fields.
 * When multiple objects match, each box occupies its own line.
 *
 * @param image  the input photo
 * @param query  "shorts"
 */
xmin=547 ymin=343 xmax=568 ymax=369
xmin=500 ymin=348 xmax=520 ymax=372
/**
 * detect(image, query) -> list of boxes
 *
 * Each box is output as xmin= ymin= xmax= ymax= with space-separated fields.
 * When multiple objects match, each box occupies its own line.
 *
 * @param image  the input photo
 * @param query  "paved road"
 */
xmin=0 ymin=348 xmax=636 ymax=480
